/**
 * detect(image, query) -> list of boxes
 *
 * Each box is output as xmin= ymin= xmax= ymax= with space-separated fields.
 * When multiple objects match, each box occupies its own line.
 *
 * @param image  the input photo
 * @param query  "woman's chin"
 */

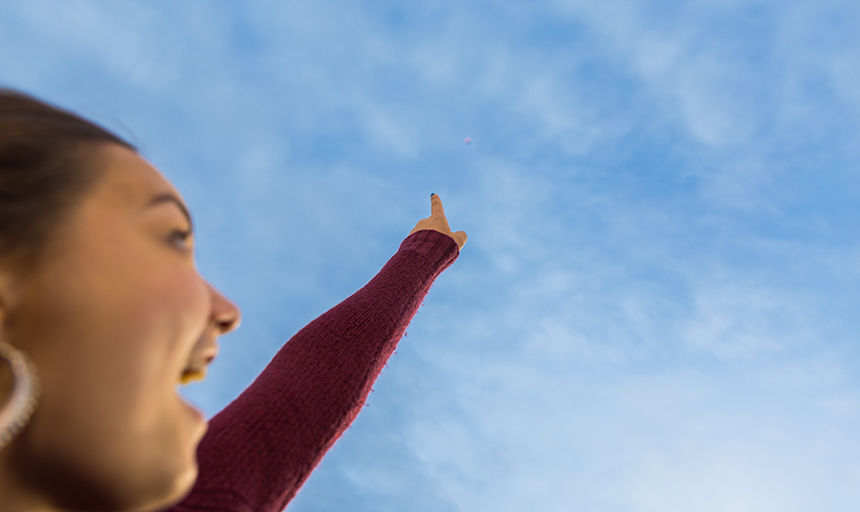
xmin=126 ymin=449 xmax=201 ymax=512
xmin=151 ymin=461 xmax=200 ymax=511
xmin=134 ymin=400 xmax=207 ymax=511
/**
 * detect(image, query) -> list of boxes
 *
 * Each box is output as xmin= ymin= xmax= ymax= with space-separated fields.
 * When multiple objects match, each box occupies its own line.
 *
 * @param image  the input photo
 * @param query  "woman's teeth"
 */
xmin=180 ymin=368 xmax=207 ymax=385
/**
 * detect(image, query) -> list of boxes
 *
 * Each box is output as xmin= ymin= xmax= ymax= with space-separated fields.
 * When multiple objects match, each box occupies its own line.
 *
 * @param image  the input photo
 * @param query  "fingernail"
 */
xmin=430 ymin=192 xmax=436 ymax=198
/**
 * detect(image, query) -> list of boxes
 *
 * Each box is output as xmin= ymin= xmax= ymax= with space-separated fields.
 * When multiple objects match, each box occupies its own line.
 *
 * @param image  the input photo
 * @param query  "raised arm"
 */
xmin=165 ymin=194 xmax=465 ymax=512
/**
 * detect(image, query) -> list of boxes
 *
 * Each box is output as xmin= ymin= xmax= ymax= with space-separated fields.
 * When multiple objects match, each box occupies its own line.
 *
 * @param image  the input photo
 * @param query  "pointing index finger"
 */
xmin=431 ymin=192 xmax=445 ymax=217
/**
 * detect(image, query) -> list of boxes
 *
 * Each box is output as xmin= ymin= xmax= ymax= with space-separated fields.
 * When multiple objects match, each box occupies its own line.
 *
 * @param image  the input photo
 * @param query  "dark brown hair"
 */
xmin=0 ymin=89 xmax=135 ymax=271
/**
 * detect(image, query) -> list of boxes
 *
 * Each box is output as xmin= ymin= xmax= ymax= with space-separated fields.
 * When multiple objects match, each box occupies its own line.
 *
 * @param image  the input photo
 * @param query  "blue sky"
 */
xmin=3 ymin=0 xmax=860 ymax=510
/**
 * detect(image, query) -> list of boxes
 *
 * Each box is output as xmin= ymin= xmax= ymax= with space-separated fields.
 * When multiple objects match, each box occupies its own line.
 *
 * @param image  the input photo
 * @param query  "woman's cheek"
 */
xmin=157 ymin=267 xmax=211 ymax=369
xmin=175 ymin=269 xmax=210 ymax=338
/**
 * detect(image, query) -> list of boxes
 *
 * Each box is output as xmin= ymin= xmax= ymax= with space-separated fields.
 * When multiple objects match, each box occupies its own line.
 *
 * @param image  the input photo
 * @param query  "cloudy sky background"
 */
xmin=3 ymin=0 xmax=860 ymax=510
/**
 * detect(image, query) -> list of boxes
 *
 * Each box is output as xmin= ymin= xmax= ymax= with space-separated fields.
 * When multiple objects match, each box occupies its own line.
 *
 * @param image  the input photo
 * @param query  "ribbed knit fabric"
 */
xmin=163 ymin=229 xmax=459 ymax=512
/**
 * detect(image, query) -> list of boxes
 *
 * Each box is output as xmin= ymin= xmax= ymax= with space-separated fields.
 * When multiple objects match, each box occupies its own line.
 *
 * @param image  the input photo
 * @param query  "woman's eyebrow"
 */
xmin=145 ymin=193 xmax=194 ymax=231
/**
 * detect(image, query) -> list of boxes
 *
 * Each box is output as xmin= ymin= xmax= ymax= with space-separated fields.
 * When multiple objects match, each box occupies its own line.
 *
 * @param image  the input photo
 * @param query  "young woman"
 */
xmin=0 ymin=89 xmax=467 ymax=512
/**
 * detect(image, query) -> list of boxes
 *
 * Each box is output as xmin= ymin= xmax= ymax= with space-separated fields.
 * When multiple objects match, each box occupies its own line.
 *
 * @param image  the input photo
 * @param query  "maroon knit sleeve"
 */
xmin=162 ymin=229 xmax=459 ymax=512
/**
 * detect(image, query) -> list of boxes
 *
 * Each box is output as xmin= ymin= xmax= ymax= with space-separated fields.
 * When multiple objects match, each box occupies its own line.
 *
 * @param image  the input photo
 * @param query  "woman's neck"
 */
xmin=0 ymin=465 xmax=58 ymax=512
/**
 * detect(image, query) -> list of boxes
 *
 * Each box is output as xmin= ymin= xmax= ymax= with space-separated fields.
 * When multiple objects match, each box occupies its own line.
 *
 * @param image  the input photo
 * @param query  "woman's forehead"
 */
xmin=95 ymin=144 xmax=186 ymax=212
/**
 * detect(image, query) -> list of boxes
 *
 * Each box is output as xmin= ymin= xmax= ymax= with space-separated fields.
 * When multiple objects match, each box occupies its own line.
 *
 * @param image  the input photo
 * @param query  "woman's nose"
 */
xmin=207 ymin=282 xmax=241 ymax=335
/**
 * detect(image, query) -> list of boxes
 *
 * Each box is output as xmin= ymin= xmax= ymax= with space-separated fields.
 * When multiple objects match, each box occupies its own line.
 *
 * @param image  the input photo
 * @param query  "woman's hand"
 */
xmin=410 ymin=193 xmax=468 ymax=250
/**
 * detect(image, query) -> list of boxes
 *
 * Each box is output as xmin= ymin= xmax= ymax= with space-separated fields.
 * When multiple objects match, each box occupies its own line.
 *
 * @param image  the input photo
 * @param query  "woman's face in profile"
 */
xmin=2 ymin=144 xmax=240 ymax=510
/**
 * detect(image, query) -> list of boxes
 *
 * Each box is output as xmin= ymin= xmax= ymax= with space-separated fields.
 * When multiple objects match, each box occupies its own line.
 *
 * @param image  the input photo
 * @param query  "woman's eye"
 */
xmin=168 ymin=229 xmax=193 ymax=250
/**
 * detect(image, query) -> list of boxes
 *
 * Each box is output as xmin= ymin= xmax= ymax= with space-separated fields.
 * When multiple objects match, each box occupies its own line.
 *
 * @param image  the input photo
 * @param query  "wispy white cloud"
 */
xmin=9 ymin=0 xmax=184 ymax=89
xmin=389 ymin=335 xmax=860 ymax=510
xmin=681 ymin=280 xmax=815 ymax=361
xmin=551 ymin=0 xmax=779 ymax=147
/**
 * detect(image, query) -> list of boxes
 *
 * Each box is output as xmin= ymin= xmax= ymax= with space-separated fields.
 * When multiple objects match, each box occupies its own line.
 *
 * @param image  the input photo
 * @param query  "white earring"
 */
xmin=0 ymin=340 xmax=40 ymax=450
